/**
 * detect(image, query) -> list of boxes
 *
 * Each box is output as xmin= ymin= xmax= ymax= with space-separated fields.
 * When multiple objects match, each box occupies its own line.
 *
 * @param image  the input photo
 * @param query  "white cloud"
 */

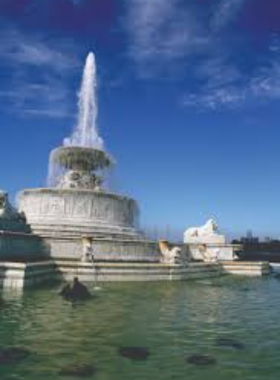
xmin=0 ymin=81 xmax=74 ymax=118
xmin=182 ymin=48 xmax=280 ymax=110
xmin=0 ymin=28 xmax=79 ymax=72
xmin=23 ymin=108 xmax=73 ymax=118
xmin=124 ymin=0 xmax=209 ymax=75
xmin=195 ymin=57 xmax=242 ymax=88
xmin=124 ymin=0 xmax=280 ymax=110
xmin=182 ymin=86 xmax=245 ymax=110
xmin=251 ymin=62 xmax=280 ymax=100
xmin=0 ymin=28 xmax=80 ymax=119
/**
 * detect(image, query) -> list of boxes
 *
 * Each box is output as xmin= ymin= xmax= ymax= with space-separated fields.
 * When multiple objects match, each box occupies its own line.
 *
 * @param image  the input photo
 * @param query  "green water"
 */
xmin=0 ymin=276 xmax=280 ymax=380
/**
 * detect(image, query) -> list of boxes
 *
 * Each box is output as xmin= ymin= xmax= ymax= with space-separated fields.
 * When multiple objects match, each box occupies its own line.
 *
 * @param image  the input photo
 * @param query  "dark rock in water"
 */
xmin=119 ymin=346 xmax=150 ymax=361
xmin=59 ymin=277 xmax=91 ymax=302
xmin=59 ymin=284 xmax=72 ymax=299
xmin=59 ymin=364 xmax=96 ymax=377
xmin=216 ymin=337 xmax=245 ymax=350
xmin=187 ymin=354 xmax=217 ymax=366
xmin=0 ymin=347 xmax=31 ymax=365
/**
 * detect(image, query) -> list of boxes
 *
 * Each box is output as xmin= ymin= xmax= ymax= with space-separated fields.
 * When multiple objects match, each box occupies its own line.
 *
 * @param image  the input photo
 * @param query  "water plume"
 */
xmin=64 ymin=52 xmax=104 ymax=150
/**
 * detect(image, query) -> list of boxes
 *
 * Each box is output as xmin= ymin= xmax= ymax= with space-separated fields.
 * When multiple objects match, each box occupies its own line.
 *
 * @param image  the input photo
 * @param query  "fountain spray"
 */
xmin=64 ymin=52 xmax=104 ymax=150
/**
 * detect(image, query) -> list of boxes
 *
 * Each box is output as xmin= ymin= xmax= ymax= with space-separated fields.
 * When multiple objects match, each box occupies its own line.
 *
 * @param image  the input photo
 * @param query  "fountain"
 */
xmin=19 ymin=53 xmax=160 ymax=262
xmin=0 ymin=52 xmax=269 ymax=289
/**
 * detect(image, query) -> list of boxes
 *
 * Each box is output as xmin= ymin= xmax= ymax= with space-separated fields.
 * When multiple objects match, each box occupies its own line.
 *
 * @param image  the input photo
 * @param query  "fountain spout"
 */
xmin=64 ymin=52 xmax=103 ymax=150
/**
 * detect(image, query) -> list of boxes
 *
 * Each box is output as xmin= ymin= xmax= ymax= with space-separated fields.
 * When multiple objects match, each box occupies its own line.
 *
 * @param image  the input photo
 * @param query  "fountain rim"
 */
xmin=18 ymin=187 xmax=138 ymax=204
xmin=50 ymin=146 xmax=113 ymax=171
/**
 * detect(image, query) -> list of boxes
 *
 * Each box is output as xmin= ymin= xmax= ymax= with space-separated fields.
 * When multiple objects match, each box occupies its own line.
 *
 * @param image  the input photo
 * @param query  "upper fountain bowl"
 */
xmin=51 ymin=146 xmax=112 ymax=172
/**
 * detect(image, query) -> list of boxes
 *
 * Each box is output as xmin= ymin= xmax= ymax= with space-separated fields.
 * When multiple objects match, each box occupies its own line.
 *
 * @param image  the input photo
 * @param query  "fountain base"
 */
xmin=19 ymin=188 xmax=161 ymax=261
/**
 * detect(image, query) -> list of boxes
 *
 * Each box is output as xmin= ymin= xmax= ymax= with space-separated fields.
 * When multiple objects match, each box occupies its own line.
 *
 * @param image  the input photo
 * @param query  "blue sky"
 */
xmin=0 ymin=0 xmax=280 ymax=240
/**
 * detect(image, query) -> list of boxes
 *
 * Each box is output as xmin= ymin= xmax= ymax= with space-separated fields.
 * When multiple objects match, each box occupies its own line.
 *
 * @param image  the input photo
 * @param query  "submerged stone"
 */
xmin=187 ymin=354 xmax=217 ymax=366
xmin=216 ymin=337 xmax=245 ymax=350
xmin=59 ymin=364 xmax=96 ymax=377
xmin=59 ymin=278 xmax=91 ymax=302
xmin=119 ymin=347 xmax=150 ymax=361
xmin=0 ymin=347 xmax=31 ymax=365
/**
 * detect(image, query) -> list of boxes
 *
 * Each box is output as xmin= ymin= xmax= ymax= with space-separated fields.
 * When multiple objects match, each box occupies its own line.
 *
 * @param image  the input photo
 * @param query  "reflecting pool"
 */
xmin=0 ymin=276 xmax=280 ymax=380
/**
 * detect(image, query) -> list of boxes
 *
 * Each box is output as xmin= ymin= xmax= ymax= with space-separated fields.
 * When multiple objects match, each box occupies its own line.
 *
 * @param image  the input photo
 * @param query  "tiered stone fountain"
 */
xmin=19 ymin=53 xmax=160 ymax=262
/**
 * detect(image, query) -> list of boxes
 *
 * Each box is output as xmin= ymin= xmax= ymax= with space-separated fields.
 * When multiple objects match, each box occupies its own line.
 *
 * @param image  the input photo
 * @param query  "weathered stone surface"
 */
xmin=19 ymin=189 xmax=142 ymax=240
xmin=43 ymin=237 xmax=160 ymax=262
xmin=119 ymin=346 xmax=150 ymax=361
xmin=18 ymin=188 xmax=163 ymax=262
xmin=19 ymin=189 xmax=139 ymax=230
xmin=221 ymin=261 xmax=269 ymax=276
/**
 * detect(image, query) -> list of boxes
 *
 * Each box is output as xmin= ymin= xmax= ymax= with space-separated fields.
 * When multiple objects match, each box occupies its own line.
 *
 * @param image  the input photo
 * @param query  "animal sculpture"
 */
xmin=158 ymin=240 xmax=182 ymax=264
xmin=184 ymin=219 xmax=218 ymax=242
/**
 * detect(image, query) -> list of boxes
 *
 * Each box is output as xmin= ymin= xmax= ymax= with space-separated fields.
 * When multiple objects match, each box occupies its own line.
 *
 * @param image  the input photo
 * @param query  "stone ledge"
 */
xmin=221 ymin=261 xmax=270 ymax=276
xmin=54 ymin=261 xmax=217 ymax=268
xmin=0 ymin=260 xmax=271 ymax=289
xmin=0 ymin=261 xmax=222 ymax=288
xmin=221 ymin=260 xmax=268 ymax=266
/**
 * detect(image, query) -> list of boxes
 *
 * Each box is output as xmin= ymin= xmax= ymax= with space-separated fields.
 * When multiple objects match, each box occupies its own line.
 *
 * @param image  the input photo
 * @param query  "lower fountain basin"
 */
xmin=19 ymin=188 xmax=141 ymax=239
xmin=18 ymin=188 xmax=160 ymax=261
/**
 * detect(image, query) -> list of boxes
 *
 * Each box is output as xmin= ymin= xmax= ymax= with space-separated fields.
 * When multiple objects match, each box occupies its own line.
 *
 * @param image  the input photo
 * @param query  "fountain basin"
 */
xmin=19 ymin=188 xmax=160 ymax=261
xmin=19 ymin=188 xmax=140 ymax=237
xmin=50 ymin=146 xmax=112 ymax=172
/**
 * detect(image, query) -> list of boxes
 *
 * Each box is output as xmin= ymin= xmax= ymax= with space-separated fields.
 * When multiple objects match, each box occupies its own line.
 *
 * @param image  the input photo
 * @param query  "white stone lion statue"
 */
xmin=184 ymin=219 xmax=218 ymax=242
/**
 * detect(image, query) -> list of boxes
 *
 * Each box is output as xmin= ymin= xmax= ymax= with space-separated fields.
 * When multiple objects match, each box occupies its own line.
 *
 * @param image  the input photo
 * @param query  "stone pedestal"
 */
xmin=185 ymin=234 xmax=226 ymax=245
xmin=187 ymin=243 xmax=240 ymax=262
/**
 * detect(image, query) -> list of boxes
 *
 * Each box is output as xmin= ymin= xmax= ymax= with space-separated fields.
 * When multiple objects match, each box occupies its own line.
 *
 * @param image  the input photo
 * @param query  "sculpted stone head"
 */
xmin=207 ymin=219 xmax=218 ymax=232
